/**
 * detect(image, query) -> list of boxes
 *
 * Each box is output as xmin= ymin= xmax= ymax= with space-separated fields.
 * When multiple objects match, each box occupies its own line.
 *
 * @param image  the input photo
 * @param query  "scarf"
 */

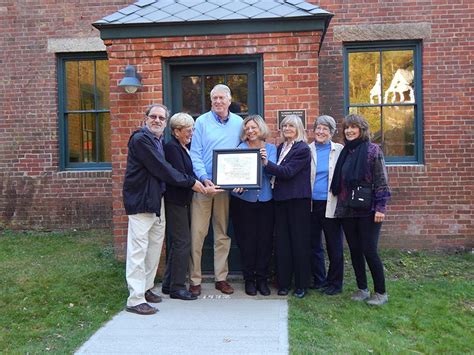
xmin=330 ymin=138 xmax=369 ymax=195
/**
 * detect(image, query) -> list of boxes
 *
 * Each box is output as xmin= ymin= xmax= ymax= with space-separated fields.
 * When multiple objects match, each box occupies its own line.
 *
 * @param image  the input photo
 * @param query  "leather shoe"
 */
xmin=145 ymin=290 xmax=162 ymax=303
xmin=293 ymin=288 xmax=306 ymax=298
xmin=170 ymin=289 xmax=197 ymax=300
xmin=189 ymin=284 xmax=201 ymax=297
xmin=245 ymin=280 xmax=257 ymax=296
xmin=277 ymin=288 xmax=289 ymax=296
xmin=215 ymin=281 xmax=234 ymax=294
xmin=324 ymin=286 xmax=342 ymax=296
xmin=257 ymin=280 xmax=271 ymax=296
xmin=126 ymin=303 xmax=157 ymax=315
xmin=161 ymin=286 xmax=170 ymax=295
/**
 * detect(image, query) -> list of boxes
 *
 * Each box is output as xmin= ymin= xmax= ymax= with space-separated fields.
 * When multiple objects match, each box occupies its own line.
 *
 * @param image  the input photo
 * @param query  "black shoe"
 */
xmin=323 ymin=286 xmax=342 ymax=296
xmin=245 ymin=280 xmax=257 ymax=296
xmin=161 ymin=286 xmax=170 ymax=295
xmin=293 ymin=288 xmax=306 ymax=298
xmin=309 ymin=281 xmax=328 ymax=290
xmin=170 ymin=289 xmax=197 ymax=300
xmin=257 ymin=280 xmax=271 ymax=296
xmin=277 ymin=288 xmax=289 ymax=296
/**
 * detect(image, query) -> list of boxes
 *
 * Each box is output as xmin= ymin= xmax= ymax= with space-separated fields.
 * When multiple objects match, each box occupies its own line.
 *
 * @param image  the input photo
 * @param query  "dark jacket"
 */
xmin=164 ymin=136 xmax=196 ymax=206
xmin=122 ymin=128 xmax=196 ymax=216
xmin=264 ymin=140 xmax=311 ymax=201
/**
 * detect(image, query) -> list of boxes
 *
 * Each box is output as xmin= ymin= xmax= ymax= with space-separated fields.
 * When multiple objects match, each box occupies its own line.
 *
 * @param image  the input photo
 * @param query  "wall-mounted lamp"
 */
xmin=118 ymin=65 xmax=142 ymax=94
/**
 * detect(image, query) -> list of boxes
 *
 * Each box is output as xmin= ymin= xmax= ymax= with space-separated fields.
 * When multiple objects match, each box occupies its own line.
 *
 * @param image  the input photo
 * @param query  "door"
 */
xmin=165 ymin=57 xmax=262 ymax=273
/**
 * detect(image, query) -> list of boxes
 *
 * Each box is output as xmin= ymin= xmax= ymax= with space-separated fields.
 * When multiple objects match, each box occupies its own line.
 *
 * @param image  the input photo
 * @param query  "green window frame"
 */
xmin=343 ymin=41 xmax=423 ymax=164
xmin=58 ymin=52 xmax=111 ymax=170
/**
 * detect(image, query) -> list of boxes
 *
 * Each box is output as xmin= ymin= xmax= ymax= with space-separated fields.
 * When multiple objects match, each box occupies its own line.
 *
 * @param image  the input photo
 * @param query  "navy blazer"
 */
xmin=264 ymin=140 xmax=311 ymax=201
xmin=122 ymin=128 xmax=196 ymax=216
xmin=164 ymin=136 xmax=196 ymax=206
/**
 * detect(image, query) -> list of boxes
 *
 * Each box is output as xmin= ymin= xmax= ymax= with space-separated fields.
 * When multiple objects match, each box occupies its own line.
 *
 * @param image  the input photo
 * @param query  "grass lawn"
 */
xmin=1 ymin=231 xmax=472 ymax=354
xmin=289 ymin=249 xmax=474 ymax=354
xmin=0 ymin=230 xmax=126 ymax=354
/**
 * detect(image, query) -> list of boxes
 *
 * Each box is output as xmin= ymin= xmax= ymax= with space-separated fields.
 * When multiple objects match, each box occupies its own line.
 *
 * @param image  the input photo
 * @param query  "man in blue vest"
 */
xmin=189 ymin=85 xmax=243 ymax=296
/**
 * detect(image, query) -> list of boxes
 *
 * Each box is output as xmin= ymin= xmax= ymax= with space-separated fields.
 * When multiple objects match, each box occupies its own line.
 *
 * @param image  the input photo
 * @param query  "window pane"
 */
xmin=348 ymin=52 xmax=380 ymax=105
xmin=382 ymin=50 xmax=415 ymax=104
xmin=383 ymin=106 xmax=415 ymax=157
xmin=227 ymin=74 xmax=248 ymax=114
xmin=66 ymin=61 xmax=95 ymax=111
xmin=96 ymin=60 xmax=109 ymax=110
xmin=67 ymin=113 xmax=100 ymax=163
xmin=98 ymin=112 xmax=111 ymax=162
xmin=204 ymin=75 xmax=225 ymax=112
xmin=349 ymin=106 xmax=382 ymax=145
xmin=182 ymin=75 xmax=202 ymax=116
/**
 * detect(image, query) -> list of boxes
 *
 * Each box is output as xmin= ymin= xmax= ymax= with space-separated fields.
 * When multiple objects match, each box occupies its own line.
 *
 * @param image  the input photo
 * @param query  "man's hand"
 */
xmin=205 ymin=185 xmax=225 ymax=196
xmin=203 ymin=179 xmax=215 ymax=187
xmin=192 ymin=180 xmax=207 ymax=194
xmin=260 ymin=147 xmax=268 ymax=166
xmin=374 ymin=211 xmax=385 ymax=223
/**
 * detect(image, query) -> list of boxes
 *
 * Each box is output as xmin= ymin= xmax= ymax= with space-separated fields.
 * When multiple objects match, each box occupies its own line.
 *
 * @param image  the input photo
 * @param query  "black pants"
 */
xmin=310 ymin=200 xmax=344 ymax=289
xmin=342 ymin=215 xmax=386 ymax=294
xmin=162 ymin=202 xmax=191 ymax=291
xmin=230 ymin=196 xmax=274 ymax=281
xmin=274 ymin=198 xmax=311 ymax=290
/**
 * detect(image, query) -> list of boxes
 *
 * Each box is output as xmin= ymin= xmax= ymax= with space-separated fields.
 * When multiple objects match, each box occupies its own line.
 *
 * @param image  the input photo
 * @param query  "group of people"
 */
xmin=122 ymin=84 xmax=391 ymax=316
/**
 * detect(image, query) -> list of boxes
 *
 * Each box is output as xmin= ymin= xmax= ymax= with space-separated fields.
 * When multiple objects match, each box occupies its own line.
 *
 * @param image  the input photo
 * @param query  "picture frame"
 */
xmin=212 ymin=148 xmax=262 ymax=189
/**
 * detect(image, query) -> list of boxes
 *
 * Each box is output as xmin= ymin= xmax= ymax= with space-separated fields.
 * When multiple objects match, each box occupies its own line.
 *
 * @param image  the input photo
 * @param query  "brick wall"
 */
xmin=311 ymin=0 xmax=474 ymax=249
xmin=0 ymin=1 xmax=129 ymax=230
xmin=105 ymin=32 xmax=322 ymax=258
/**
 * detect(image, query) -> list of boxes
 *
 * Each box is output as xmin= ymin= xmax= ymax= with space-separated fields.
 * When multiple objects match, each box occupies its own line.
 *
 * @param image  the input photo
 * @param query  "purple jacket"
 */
xmin=264 ymin=141 xmax=311 ymax=201
xmin=334 ymin=142 xmax=391 ymax=218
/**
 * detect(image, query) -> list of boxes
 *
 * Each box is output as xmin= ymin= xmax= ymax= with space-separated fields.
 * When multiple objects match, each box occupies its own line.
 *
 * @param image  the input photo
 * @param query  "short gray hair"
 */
xmin=280 ymin=115 xmax=307 ymax=142
xmin=314 ymin=115 xmax=337 ymax=135
xmin=240 ymin=114 xmax=270 ymax=141
xmin=169 ymin=112 xmax=194 ymax=136
xmin=145 ymin=103 xmax=170 ymax=119
xmin=210 ymin=84 xmax=232 ymax=100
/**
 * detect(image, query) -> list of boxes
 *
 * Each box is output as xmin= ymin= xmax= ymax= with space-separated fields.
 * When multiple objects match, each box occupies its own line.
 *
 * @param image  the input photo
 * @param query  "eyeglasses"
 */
xmin=315 ymin=126 xmax=330 ymax=133
xmin=148 ymin=115 xmax=167 ymax=121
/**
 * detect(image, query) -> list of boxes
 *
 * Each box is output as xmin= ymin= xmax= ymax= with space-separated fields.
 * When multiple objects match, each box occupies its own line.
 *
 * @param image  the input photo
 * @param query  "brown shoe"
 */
xmin=189 ymin=284 xmax=201 ymax=297
xmin=215 ymin=281 xmax=234 ymax=294
xmin=145 ymin=290 xmax=162 ymax=303
xmin=126 ymin=303 xmax=158 ymax=315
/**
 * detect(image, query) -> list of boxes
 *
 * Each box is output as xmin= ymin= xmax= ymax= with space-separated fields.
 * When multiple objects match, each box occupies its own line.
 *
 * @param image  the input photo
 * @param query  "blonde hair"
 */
xmin=239 ymin=115 xmax=270 ymax=141
xmin=280 ymin=115 xmax=307 ymax=142
xmin=169 ymin=112 xmax=194 ymax=136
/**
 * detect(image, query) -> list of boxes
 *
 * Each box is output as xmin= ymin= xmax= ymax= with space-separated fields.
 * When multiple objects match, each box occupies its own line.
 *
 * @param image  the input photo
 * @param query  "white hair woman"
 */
xmin=261 ymin=114 xmax=312 ymax=298
xmin=309 ymin=115 xmax=344 ymax=295
xmin=230 ymin=115 xmax=276 ymax=296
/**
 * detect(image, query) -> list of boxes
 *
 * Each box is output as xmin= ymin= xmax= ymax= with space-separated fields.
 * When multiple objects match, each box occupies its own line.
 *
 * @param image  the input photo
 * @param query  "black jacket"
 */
xmin=163 ymin=136 xmax=196 ymax=206
xmin=122 ymin=128 xmax=196 ymax=216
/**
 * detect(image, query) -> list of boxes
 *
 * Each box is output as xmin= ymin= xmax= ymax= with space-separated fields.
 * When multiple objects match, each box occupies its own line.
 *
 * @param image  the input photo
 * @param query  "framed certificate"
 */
xmin=212 ymin=149 xmax=262 ymax=189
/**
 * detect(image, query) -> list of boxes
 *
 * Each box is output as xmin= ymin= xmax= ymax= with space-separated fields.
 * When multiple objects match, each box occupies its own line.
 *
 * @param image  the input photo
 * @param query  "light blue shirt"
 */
xmin=312 ymin=142 xmax=331 ymax=201
xmin=190 ymin=110 xmax=243 ymax=181
xmin=231 ymin=142 xmax=276 ymax=202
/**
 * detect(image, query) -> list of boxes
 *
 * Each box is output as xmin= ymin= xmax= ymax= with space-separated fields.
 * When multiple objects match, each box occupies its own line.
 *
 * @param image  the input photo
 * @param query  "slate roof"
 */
xmin=94 ymin=0 xmax=331 ymax=26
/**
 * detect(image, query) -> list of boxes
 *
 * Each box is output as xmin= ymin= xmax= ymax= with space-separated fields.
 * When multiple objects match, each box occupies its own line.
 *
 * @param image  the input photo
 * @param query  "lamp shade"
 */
xmin=118 ymin=65 xmax=142 ymax=93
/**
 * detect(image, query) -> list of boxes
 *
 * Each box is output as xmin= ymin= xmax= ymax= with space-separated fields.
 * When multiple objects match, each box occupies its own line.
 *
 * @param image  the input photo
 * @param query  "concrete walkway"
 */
xmin=76 ymin=283 xmax=288 ymax=354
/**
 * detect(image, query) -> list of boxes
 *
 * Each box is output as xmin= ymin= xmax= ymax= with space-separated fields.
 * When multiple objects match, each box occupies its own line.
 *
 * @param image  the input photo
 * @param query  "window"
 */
xmin=344 ymin=41 xmax=422 ymax=163
xmin=58 ymin=53 xmax=111 ymax=170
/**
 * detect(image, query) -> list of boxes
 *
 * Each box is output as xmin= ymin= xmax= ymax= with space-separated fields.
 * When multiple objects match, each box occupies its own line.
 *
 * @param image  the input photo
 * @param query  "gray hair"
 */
xmin=280 ymin=114 xmax=307 ymax=143
xmin=169 ymin=112 xmax=194 ymax=136
xmin=314 ymin=115 xmax=337 ymax=135
xmin=145 ymin=103 xmax=170 ymax=119
xmin=239 ymin=114 xmax=270 ymax=141
xmin=210 ymin=84 xmax=232 ymax=100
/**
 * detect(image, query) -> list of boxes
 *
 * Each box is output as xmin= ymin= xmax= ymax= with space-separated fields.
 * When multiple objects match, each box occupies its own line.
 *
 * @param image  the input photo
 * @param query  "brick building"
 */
xmin=1 ymin=1 xmax=472 ymax=262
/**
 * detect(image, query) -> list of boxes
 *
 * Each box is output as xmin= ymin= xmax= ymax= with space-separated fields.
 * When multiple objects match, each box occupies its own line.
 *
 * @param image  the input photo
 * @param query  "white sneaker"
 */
xmin=366 ymin=292 xmax=388 ymax=306
xmin=351 ymin=288 xmax=370 ymax=301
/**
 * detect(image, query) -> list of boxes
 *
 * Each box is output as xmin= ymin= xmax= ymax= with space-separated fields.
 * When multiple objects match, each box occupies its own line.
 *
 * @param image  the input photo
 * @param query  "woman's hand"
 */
xmin=232 ymin=187 xmax=245 ymax=195
xmin=260 ymin=147 xmax=268 ymax=166
xmin=374 ymin=211 xmax=385 ymax=223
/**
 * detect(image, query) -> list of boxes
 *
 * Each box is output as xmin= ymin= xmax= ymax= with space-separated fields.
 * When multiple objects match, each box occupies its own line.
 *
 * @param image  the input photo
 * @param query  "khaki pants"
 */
xmin=189 ymin=191 xmax=230 ymax=285
xmin=126 ymin=201 xmax=165 ymax=307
